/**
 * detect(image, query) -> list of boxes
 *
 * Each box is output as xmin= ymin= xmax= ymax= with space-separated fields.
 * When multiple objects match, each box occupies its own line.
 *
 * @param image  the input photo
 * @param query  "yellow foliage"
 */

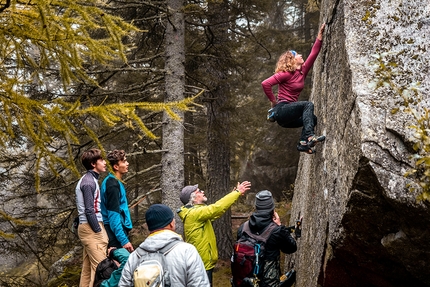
xmin=0 ymin=1 xmax=201 ymax=193
xmin=0 ymin=0 xmax=139 ymax=87
xmin=0 ymin=210 xmax=35 ymax=239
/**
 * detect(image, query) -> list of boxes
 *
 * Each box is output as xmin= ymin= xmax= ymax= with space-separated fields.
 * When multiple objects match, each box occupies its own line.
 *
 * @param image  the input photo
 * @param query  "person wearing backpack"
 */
xmin=177 ymin=181 xmax=251 ymax=286
xmin=232 ymin=190 xmax=297 ymax=287
xmin=118 ymin=204 xmax=210 ymax=287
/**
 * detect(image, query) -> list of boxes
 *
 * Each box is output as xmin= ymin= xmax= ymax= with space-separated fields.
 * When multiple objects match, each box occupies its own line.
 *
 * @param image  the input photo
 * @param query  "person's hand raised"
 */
xmin=317 ymin=23 xmax=326 ymax=40
xmin=236 ymin=181 xmax=251 ymax=195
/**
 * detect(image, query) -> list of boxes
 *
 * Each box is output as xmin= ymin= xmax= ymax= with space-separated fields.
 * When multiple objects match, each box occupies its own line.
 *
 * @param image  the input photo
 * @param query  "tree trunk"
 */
xmin=206 ymin=0 xmax=234 ymax=260
xmin=162 ymin=0 xmax=185 ymax=235
xmin=304 ymin=3 xmax=312 ymax=42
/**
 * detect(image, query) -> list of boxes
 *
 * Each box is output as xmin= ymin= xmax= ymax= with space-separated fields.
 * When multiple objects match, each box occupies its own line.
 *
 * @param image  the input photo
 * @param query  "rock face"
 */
xmin=286 ymin=0 xmax=430 ymax=286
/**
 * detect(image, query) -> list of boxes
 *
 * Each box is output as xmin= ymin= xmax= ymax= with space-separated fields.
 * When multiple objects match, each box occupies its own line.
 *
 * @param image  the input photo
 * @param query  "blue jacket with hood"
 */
xmin=100 ymin=173 xmax=133 ymax=247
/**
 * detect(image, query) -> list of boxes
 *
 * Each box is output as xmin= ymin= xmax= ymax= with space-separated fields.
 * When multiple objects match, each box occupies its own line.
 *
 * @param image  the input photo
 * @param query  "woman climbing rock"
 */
xmin=261 ymin=23 xmax=326 ymax=154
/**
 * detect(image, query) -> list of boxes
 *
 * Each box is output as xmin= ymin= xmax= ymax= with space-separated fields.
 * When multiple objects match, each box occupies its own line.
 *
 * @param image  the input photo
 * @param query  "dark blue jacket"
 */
xmin=237 ymin=212 xmax=297 ymax=287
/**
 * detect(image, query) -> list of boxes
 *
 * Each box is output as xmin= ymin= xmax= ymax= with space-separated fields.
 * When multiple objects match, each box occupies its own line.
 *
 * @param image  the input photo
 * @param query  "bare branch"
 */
xmin=128 ymin=188 xmax=161 ymax=208
xmin=124 ymin=164 xmax=162 ymax=182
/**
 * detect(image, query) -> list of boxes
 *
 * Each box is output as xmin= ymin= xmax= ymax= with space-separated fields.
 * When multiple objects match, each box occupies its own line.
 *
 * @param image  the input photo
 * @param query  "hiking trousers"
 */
xmin=78 ymin=222 xmax=108 ymax=287
xmin=273 ymin=101 xmax=318 ymax=141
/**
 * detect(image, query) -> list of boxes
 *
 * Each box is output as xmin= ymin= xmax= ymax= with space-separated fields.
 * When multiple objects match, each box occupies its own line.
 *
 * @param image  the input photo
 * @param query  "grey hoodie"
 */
xmin=118 ymin=229 xmax=210 ymax=287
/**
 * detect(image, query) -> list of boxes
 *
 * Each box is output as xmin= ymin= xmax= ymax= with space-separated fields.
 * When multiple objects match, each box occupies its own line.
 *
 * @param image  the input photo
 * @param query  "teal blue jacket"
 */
xmin=100 ymin=248 xmax=130 ymax=287
xmin=100 ymin=173 xmax=133 ymax=247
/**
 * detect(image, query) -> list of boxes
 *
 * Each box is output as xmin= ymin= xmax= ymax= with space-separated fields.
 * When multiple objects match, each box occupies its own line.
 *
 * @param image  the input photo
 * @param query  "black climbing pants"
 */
xmin=272 ymin=101 xmax=318 ymax=141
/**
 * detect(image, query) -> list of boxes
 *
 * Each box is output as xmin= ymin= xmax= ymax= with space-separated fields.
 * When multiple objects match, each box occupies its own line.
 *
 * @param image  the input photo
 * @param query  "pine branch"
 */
xmin=0 ymin=0 xmax=10 ymax=13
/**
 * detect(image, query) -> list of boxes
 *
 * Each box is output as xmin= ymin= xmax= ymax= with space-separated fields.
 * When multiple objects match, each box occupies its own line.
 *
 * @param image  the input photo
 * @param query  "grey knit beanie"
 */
xmin=255 ymin=190 xmax=275 ymax=213
xmin=180 ymin=184 xmax=199 ymax=205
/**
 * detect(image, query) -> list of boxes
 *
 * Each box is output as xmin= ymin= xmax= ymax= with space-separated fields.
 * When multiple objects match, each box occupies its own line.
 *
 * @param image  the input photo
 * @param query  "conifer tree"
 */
xmin=0 ymin=0 xmax=196 ymax=189
xmin=0 ymin=0 xmax=196 ymax=247
xmin=162 ymin=0 xmax=187 ymax=234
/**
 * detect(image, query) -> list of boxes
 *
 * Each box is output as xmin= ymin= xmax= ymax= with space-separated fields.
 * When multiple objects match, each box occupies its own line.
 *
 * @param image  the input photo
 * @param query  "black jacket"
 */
xmin=236 ymin=212 xmax=297 ymax=287
xmin=237 ymin=211 xmax=297 ymax=261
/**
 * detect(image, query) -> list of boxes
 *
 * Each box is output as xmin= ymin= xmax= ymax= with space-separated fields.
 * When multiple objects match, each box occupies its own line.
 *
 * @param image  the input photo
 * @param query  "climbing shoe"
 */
xmin=297 ymin=141 xmax=316 ymax=154
xmin=307 ymin=135 xmax=325 ymax=147
xmin=267 ymin=108 xmax=276 ymax=122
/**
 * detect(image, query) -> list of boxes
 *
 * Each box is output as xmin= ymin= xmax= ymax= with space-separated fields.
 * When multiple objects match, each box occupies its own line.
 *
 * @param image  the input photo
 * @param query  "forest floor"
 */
xmin=213 ymin=259 xmax=233 ymax=287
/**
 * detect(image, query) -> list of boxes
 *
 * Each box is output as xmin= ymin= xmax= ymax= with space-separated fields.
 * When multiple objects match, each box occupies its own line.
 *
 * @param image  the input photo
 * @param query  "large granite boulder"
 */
xmin=286 ymin=0 xmax=430 ymax=286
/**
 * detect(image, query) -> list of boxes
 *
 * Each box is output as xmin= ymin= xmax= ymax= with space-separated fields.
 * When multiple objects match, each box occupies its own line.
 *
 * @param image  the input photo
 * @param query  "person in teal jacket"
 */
xmin=177 ymin=181 xmax=251 ymax=286
xmin=94 ymin=248 xmax=130 ymax=287
xmin=100 ymin=150 xmax=133 ymax=253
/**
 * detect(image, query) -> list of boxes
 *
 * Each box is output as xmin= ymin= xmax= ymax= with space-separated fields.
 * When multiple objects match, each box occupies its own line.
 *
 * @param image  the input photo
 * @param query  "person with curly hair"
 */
xmin=262 ymin=23 xmax=326 ymax=154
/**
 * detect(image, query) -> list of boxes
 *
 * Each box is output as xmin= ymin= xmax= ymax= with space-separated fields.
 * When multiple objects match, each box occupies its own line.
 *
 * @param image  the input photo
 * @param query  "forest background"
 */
xmin=0 ymin=0 xmax=321 ymax=286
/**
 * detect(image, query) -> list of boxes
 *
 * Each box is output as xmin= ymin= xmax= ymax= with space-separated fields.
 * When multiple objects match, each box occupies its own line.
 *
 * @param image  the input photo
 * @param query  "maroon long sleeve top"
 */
xmin=261 ymin=39 xmax=322 ymax=103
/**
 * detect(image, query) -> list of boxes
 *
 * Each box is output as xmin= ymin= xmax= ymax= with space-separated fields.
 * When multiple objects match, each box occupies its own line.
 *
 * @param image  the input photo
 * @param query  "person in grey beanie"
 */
xmin=118 ymin=204 xmax=210 ymax=287
xmin=235 ymin=190 xmax=297 ymax=287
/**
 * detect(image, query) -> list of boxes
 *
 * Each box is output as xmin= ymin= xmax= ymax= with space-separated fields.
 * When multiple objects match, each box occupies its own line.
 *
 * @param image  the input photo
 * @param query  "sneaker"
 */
xmin=267 ymin=108 xmax=276 ymax=122
xmin=307 ymin=135 xmax=326 ymax=147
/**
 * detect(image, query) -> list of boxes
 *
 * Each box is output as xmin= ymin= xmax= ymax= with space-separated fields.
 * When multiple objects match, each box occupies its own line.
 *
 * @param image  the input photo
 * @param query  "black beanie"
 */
xmin=255 ymin=190 xmax=275 ymax=213
xmin=145 ymin=204 xmax=174 ymax=231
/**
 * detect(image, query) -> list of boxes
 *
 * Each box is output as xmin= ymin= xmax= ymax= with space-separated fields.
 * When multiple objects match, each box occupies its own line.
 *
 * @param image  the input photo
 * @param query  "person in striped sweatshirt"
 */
xmin=75 ymin=148 xmax=109 ymax=287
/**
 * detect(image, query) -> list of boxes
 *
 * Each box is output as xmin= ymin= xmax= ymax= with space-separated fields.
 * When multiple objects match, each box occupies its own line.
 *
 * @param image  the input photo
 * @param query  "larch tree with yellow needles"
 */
xmin=0 ymin=0 xmax=196 ymax=240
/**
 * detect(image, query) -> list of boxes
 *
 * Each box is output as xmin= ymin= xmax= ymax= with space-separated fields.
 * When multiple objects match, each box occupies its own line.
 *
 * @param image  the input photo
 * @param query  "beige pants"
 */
xmin=78 ymin=222 xmax=108 ymax=287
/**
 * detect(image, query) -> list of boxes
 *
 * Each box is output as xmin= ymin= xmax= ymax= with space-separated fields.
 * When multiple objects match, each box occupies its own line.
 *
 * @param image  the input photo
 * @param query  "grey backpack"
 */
xmin=133 ymin=241 xmax=179 ymax=287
